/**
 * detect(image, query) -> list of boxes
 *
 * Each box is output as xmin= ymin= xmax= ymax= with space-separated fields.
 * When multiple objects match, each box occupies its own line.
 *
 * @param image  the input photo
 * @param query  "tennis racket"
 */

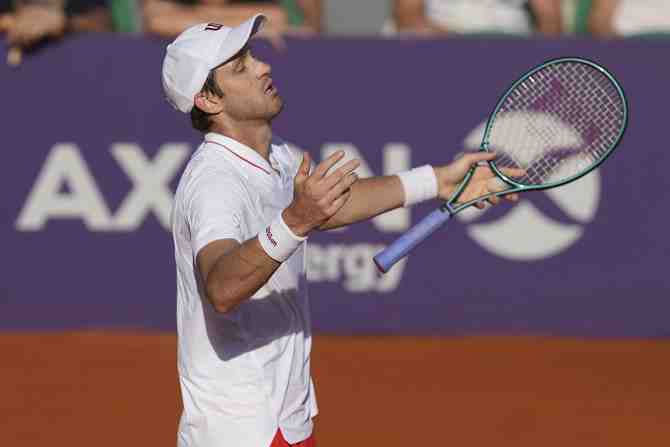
xmin=374 ymin=57 xmax=628 ymax=273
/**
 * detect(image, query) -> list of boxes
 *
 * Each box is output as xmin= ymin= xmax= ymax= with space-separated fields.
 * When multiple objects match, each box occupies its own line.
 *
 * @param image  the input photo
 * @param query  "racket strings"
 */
xmin=488 ymin=61 xmax=626 ymax=186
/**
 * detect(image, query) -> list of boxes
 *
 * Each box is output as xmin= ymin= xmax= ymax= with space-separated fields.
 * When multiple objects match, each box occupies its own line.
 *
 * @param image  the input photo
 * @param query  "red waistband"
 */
xmin=269 ymin=429 xmax=316 ymax=447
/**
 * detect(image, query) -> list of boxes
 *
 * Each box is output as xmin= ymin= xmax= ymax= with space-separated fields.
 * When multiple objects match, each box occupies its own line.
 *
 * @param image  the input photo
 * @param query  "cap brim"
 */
xmin=212 ymin=14 xmax=266 ymax=69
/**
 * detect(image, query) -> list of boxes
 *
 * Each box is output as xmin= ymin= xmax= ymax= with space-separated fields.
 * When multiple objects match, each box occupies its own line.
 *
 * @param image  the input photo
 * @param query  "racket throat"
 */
xmin=439 ymin=203 xmax=455 ymax=215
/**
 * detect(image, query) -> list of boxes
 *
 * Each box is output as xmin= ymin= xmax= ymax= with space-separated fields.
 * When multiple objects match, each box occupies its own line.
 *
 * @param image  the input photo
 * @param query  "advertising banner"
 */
xmin=2 ymin=36 xmax=668 ymax=336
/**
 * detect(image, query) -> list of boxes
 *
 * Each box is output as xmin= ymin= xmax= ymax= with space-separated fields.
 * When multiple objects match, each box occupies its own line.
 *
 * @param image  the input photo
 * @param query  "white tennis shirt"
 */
xmin=172 ymin=132 xmax=317 ymax=447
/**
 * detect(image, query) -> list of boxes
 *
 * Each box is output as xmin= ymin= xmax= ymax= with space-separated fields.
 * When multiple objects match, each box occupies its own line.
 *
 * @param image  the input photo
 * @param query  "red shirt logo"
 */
xmin=266 ymin=226 xmax=277 ymax=247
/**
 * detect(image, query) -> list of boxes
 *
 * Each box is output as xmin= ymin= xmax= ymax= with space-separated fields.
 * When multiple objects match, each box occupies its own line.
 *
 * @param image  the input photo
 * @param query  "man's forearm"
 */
xmin=319 ymin=175 xmax=405 ymax=230
xmin=204 ymin=237 xmax=280 ymax=314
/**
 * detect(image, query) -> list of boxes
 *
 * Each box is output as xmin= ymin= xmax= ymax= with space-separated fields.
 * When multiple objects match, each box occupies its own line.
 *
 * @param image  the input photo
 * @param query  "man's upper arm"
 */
xmin=196 ymin=238 xmax=240 ymax=286
xmin=186 ymin=170 xmax=247 ymax=288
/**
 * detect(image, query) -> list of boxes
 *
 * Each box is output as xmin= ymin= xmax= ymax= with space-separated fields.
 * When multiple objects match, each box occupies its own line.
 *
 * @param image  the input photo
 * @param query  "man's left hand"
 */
xmin=434 ymin=152 xmax=523 ymax=209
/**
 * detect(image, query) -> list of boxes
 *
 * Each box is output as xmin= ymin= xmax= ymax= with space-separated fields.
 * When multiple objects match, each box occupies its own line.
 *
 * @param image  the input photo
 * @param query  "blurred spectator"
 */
xmin=0 ymin=0 xmax=111 ymax=53
xmin=143 ymin=0 xmax=321 ymax=44
xmin=392 ymin=0 xmax=563 ymax=36
xmin=283 ymin=0 xmax=319 ymax=33
xmin=588 ymin=0 xmax=670 ymax=37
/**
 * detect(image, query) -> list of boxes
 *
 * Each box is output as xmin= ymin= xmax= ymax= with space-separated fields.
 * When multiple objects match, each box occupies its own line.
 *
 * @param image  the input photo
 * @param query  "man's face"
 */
xmin=213 ymin=47 xmax=284 ymax=122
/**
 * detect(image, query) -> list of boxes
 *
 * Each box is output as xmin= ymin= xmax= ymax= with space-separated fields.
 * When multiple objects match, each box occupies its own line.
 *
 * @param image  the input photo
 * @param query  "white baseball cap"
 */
xmin=162 ymin=14 xmax=266 ymax=113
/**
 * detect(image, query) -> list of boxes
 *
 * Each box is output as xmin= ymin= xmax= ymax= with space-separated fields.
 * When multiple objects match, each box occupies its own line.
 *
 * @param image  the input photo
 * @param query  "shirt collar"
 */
xmin=204 ymin=132 xmax=278 ymax=176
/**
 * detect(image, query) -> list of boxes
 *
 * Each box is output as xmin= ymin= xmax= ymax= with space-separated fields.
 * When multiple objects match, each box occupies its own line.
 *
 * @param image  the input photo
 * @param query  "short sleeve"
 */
xmin=186 ymin=169 xmax=246 ymax=257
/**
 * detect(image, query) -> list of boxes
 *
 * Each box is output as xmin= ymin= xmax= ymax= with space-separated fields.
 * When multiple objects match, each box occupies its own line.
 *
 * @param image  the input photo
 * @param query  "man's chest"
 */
xmin=241 ymin=175 xmax=294 ymax=237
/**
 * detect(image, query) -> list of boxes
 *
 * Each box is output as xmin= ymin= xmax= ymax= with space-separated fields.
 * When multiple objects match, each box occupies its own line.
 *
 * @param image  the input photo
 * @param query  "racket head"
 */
xmin=481 ymin=57 xmax=628 ymax=191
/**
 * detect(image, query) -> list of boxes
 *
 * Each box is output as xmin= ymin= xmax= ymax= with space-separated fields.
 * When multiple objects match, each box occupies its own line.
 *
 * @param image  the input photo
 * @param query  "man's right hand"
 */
xmin=282 ymin=151 xmax=360 ymax=237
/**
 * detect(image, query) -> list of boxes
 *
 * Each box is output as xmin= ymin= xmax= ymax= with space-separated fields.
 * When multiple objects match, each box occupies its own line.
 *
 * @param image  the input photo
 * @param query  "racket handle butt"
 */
xmin=374 ymin=208 xmax=451 ymax=273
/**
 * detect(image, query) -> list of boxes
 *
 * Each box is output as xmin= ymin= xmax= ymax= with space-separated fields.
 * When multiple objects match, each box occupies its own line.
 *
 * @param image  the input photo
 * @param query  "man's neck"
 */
xmin=211 ymin=122 xmax=273 ymax=161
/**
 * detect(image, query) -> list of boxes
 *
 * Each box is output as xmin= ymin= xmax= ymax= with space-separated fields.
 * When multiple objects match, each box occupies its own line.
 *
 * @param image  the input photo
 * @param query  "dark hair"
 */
xmin=190 ymin=70 xmax=225 ymax=133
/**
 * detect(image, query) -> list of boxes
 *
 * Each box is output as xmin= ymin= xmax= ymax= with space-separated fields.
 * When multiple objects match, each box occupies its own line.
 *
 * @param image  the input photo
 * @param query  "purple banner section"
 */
xmin=1 ymin=36 xmax=668 ymax=336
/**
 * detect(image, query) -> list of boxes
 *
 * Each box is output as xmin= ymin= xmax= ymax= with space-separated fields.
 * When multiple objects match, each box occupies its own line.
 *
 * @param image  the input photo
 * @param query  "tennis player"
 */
xmin=162 ymin=14 xmax=518 ymax=447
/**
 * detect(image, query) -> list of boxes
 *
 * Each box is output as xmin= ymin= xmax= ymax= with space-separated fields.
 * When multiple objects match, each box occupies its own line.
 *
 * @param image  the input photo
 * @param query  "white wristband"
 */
xmin=258 ymin=213 xmax=307 ymax=262
xmin=396 ymin=165 xmax=439 ymax=207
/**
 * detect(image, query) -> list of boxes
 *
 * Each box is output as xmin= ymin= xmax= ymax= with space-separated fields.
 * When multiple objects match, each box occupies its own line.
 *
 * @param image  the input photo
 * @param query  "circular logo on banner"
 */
xmin=459 ymin=117 xmax=601 ymax=261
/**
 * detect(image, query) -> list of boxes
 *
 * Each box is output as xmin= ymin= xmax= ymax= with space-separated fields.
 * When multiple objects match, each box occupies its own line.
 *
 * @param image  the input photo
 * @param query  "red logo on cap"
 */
xmin=205 ymin=23 xmax=223 ymax=31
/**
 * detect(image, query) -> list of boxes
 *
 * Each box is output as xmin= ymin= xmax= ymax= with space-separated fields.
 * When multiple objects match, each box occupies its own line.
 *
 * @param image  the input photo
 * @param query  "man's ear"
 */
xmin=194 ymin=91 xmax=224 ymax=114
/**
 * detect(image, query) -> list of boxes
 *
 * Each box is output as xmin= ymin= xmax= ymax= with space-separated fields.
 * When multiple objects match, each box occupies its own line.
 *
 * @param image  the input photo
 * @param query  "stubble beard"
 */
xmin=268 ymin=96 xmax=285 ymax=122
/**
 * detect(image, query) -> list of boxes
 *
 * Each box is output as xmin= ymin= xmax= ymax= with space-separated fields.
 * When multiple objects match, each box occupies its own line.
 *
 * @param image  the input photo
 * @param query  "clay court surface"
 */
xmin=2 ymin=333 xmax=668 ymax=446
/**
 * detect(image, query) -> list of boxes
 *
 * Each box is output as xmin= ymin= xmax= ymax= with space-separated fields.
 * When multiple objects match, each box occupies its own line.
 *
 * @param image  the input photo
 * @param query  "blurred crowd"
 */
xmin=1 ymin=0 xmax=669 ymax=64
xmin=391 ymin=0 xmax=670 ymax=37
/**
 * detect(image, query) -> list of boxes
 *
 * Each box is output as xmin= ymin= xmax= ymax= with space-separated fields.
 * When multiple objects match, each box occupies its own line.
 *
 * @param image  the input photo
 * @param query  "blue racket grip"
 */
xmin=374 ymin=208 xmax=451 ymax=273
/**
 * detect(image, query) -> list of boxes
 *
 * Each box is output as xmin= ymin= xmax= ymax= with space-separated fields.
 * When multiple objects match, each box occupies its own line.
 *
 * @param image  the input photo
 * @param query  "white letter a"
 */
xmin=16 ymin=144 xmax=112 ymax=231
